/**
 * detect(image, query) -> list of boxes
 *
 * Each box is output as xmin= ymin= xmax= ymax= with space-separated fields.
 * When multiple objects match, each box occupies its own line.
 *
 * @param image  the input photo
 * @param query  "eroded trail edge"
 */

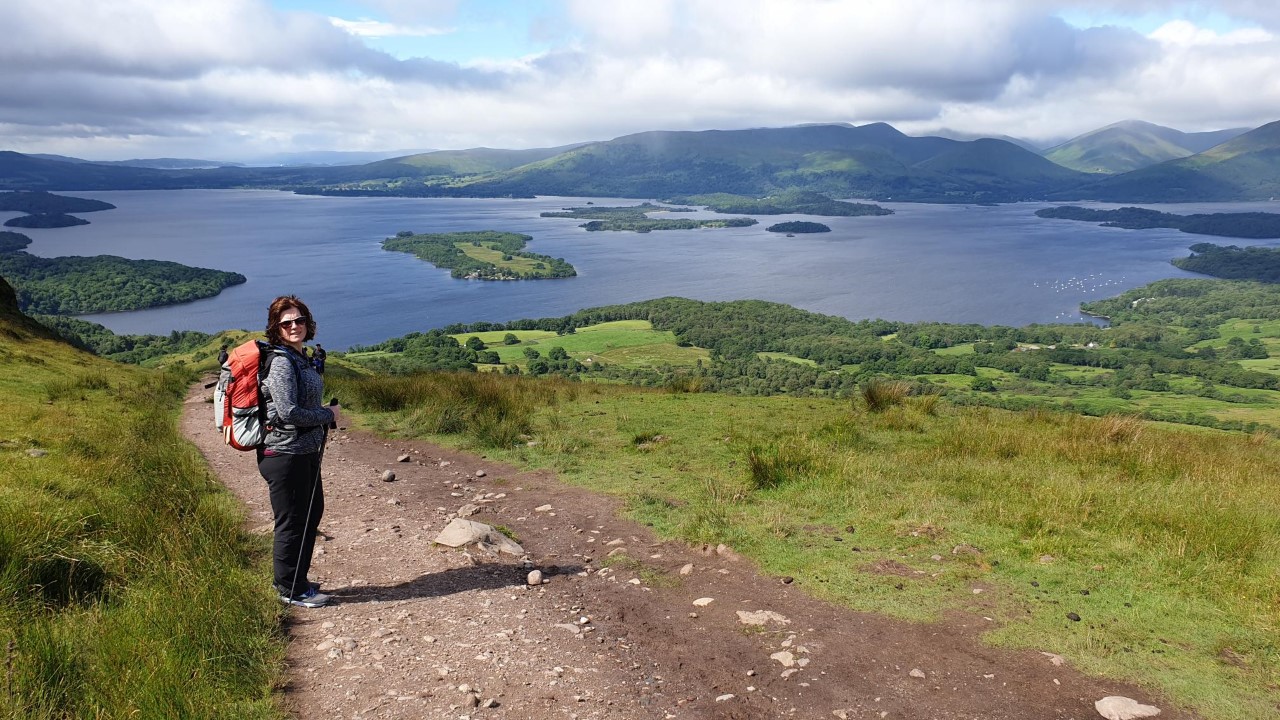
xmin=181 ymin=382 xmax=1190 ymax=720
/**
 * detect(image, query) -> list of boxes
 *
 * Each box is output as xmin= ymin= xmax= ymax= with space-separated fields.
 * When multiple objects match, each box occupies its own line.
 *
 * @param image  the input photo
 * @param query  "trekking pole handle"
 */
xmin=328 ymin=397 xmax=339 ymax=429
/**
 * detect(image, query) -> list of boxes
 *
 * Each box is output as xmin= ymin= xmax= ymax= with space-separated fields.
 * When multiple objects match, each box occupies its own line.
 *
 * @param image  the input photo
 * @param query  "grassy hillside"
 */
xmin=1070 ymin=120 xmax=1280 ymax=201
xmin=328 ymin=367 xmax=1280 ymax=719
xmin=0 ymin=278 xmax=284 ymax=718
xmin=1044 ymin=120 xmax=1195 ymax=174
xmin=364 ymin=144 xmax=590 ymax=177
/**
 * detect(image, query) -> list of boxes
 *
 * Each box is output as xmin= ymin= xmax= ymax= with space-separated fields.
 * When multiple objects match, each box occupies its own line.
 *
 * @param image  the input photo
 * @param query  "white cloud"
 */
xmin=1148 ymin=18 xmax=1273 ymax=44
xmin=329 ymin=17 xmax=452 ymax=38
xmin=1 ymin=0 xmax=1278 ymax=159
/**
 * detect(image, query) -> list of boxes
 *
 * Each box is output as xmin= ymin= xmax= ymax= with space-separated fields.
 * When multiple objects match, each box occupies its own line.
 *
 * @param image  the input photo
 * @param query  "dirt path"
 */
xmin=182 ymin=382 xmax=1191 ymax=720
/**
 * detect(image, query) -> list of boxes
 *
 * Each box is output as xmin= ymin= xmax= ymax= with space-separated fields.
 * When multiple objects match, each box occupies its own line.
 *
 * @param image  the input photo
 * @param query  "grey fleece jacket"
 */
xmin=261 ymin=345 xmax=333 ymax=455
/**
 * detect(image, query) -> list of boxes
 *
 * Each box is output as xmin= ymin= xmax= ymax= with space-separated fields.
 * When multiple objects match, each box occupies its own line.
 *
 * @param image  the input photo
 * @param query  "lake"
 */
xmin=7 ymin=190 xmax=1273 ymax=350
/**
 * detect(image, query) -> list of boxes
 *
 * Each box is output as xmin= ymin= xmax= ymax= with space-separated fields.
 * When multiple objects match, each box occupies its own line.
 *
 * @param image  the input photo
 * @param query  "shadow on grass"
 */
xmin=327 ymin=562 xmax=585 ymax=604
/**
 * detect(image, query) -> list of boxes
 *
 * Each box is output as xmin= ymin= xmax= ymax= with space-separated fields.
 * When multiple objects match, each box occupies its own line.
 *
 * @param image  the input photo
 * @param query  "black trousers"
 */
xmin=257 ymin=450 xmax=324 ymax=598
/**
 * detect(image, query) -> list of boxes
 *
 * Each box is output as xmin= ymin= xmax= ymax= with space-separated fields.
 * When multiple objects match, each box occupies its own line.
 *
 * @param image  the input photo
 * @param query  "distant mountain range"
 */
xmin=1042 ymin=120 xmax=1249 ymax=174
xmin=2 ymin=119 xmax=1277 ymax=203
xmin=28 ymin=155 xmax=246 ymax=169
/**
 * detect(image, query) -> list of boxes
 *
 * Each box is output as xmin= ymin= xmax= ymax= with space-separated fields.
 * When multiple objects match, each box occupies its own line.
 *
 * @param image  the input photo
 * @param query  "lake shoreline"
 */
xmin=46 ymin=190 xmax=1271 ymax=349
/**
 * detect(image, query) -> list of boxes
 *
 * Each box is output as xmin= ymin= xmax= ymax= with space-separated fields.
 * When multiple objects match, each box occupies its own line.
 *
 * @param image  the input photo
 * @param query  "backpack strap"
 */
xmin=259 ymin=344 xmax=305 ymax=431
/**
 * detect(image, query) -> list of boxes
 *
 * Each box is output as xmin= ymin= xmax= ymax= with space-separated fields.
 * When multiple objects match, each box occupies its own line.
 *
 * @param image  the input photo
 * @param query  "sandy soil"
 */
xmin=181 ymin=382 xmax=1193 ymax=720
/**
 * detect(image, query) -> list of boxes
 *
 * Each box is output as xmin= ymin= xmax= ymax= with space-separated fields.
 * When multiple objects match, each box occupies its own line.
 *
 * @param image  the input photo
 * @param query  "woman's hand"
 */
xmin=328 ymin=403 xmax=342 ymax=430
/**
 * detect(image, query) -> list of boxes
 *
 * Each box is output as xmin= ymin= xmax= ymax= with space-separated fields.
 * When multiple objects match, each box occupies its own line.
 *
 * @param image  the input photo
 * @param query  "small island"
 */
xmin=0 ymin=190 xmax=116 ymax=214
xmin=5 ymin=213 xmax=91 ymax=229
xmin=0 ymin=190 xmax=116 ymax=230
xmin=766 ymin=221 xmax=831 ymax=234
xmin=383 ymin=230 xmax=576 ymax=280
xmin=665 ymin=190 xmax=893 ymax=217
xmin=541 ymin=203 xmax=757 ymax=232
xmin=1036 ymin=206 xmax=1280 ymax=239
xmin=0 ymin=231 xmax=246 ymax=314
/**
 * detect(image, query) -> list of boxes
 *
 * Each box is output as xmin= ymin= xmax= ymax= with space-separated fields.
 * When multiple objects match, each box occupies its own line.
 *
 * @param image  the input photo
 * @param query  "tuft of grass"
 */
xmin=859 ymin=378 xmax=911 ymax=413
xmin=910 ymin=392 xmax=941 ymax=416
xmin=664 ymin=374 xmax=705 ymax=393
xmin=331 ymin=371 xmax=569 ymax=448
xmin=745 ymin=436 xmax=823 ymax=490
xmin=1096 ymin=413 xmax=1144 ymax=443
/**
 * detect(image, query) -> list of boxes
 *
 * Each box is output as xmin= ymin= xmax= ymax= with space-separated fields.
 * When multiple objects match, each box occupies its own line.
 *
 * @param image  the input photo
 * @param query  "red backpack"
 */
xmin=216 ymin=340 xmax=290 ymax=451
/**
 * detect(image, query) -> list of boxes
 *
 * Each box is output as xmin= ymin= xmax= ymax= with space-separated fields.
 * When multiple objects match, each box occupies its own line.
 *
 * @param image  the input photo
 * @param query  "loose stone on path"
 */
xmin=1095 ymin=696 xmax=1161 ymax=720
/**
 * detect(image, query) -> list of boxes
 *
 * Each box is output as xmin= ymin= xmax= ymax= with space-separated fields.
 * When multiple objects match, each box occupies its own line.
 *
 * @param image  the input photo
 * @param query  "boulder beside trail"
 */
xmin=1094 ymin=696 xmax=1161 ymax=720
xmin=433 ymin=518 xmax=525 ymax=556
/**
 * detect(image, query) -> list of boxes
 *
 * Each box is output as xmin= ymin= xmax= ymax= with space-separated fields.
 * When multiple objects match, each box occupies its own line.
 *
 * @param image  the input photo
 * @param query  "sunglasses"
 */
xmin=278 ymin=317 xmax=309 ymax=329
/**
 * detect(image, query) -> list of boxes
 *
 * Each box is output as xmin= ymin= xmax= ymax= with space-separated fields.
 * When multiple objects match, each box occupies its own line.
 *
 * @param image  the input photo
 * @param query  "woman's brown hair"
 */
xmin=265 ymin=295 xmax=317 ymax=346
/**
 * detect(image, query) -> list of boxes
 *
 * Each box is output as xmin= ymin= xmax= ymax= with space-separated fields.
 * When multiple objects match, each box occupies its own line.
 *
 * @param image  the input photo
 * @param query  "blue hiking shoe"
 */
xmin=279 ymin=586 xmax=330 ymax=608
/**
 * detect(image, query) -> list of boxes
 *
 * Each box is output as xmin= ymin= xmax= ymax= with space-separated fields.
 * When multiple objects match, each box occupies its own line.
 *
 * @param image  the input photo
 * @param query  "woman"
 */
xmin=259 ymin=295 xmax=341 ymax=608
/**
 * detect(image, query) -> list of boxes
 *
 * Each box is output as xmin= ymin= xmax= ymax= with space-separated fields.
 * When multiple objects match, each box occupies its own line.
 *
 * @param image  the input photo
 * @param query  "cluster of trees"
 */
xmin=0 ymin=231 xmax=31 ymax=252
xmin=0 ymin=232 xmax=246 ymax=314
xmin=35 ymin=314 xmax=214 ymax=363
xmin=1172 ymin=243 xmax=1280 ymax=283
xmin=382 ymin=230 xmax=575 ymax=280
xmin=347 ymin=330 xmax=600 ymax=377
xmin=4 ymin=213 xmax=90 ymax=228
xmin=347 ymin=330 xmax=485 ymax=373
xmin=516 ymin=345 xmax=590 ymax=376
xmin=580 ymin=217 xmax=757 ymax=232
xmin=766 ymin=221 xmax=830 ymax=233
xmin=667 ymin=190 xmax=892 ymax=217
xmin=542 ymin=204 xmax=757 ymax=232
xmin=1037 ymin=206 xmax=1280 ymax=239
xmin=1081 ymin=278 xmax=1280 ymax=329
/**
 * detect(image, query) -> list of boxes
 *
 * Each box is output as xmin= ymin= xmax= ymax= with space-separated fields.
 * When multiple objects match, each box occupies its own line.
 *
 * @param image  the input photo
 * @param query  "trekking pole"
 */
xmin=287 ymin=397 xmax=337 ymax=600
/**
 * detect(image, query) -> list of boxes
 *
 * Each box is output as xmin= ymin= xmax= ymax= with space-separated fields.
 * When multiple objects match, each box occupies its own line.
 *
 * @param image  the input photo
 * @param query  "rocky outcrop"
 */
xmin=0 ymin=275 xmax=59 ymax=340
xmin=0 ymin=276 xmax=18 ymax=313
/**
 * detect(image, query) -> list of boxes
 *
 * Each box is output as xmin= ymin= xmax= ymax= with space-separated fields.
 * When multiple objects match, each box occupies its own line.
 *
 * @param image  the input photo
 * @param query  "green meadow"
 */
xmin=455 ymin=241 xmax=550 ymax=275
xmin=447 ymin=319 xmax=711 ymax=369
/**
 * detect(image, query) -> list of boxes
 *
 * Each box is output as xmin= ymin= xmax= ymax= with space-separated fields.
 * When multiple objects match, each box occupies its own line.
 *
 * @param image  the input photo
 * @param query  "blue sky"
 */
xmin=270 ymin=0 xmax=565 ymax=62
xmin=2 ymin=0 xmax=1278 ymax=161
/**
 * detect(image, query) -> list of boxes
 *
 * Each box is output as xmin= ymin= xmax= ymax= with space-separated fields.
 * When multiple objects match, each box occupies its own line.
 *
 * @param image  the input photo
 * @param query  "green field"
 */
xmin=451 ymin=320 xmax=709 ymax=369
xmin=758 ymin=351 xmax=818 ymax=366
xmin=455 ymin=242 xmax=549 ymax=275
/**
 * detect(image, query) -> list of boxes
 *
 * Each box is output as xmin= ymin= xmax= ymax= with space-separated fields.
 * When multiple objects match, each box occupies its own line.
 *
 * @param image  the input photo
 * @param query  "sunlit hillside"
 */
xmin=0 ymin=277 xmax=283 ymax=719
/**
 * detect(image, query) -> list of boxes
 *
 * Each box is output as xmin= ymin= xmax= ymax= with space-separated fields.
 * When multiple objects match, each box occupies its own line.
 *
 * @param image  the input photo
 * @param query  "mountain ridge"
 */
xmin=1062 ymin=119 xmax=1280 ymax=201
xmin=2 ymin=118 xmax=1277 ymax=202
xmin=1042 ymin=119 xmax=1249 ymax=174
